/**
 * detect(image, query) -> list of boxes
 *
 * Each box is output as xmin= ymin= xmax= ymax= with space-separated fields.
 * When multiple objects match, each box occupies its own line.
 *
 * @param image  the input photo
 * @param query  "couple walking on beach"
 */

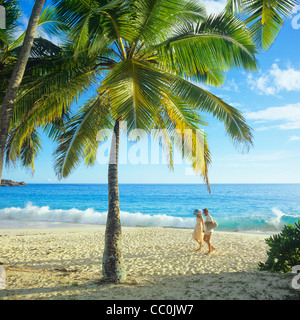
xmin=193 ymin=208 xmax=217 ymax=254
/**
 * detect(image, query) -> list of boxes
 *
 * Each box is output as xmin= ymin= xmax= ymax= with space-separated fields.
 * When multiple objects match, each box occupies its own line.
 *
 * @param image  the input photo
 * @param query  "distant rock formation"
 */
xmin=0 ymin=179 xmax=26 ymax=187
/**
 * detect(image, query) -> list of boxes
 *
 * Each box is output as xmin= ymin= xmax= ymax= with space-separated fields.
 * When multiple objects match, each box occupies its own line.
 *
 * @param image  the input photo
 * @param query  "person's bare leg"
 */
xmin=207 ymin=235 xmax=215 ymax=253
xmin=196 ymin=241 xmax=202 ymax=251
xmin=204 ymin=234 xmax=215 ymax=253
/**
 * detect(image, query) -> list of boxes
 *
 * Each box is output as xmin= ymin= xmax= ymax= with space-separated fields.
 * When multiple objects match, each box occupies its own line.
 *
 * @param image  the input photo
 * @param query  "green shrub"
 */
xmin=258 ymin=220 xmax=300 ymax=273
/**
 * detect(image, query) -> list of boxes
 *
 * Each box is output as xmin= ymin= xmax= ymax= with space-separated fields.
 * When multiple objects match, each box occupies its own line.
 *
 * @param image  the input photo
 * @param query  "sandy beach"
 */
xmin=0 ymin=226 xmax=298 ymax=300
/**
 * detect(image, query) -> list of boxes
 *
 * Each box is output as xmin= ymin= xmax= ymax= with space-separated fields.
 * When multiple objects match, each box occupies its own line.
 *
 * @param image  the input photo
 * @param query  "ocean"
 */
xmin=0 ymin=183 xmax=300 ymax=233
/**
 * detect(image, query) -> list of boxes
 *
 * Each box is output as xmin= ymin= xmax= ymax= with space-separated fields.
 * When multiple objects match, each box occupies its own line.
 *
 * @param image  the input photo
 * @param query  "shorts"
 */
xmin=204 ymin=234 xmax=212 ymax=244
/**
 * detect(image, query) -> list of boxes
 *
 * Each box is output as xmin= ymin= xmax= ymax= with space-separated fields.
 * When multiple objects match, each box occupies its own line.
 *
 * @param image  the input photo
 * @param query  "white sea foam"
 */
xmin=0 ymin=203 xmax=298 ymax=231
xmin=267 ymin=207 xmax=286 ymax=227
xmin=266 ymin=207 xmax=298 ymax=228
xmin=0 ymin=202 xmax=195 ymax=229
xmin=120 ymin=211 xmax=194 ymax=228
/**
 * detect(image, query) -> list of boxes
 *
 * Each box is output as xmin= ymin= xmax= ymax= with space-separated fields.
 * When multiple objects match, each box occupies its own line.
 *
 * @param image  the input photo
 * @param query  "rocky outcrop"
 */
xmin=0 ymin=179 xmax=26 ymax=187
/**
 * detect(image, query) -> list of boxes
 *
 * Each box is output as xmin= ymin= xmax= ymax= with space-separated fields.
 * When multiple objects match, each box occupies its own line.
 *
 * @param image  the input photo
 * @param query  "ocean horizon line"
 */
xmin=22 ymin=182 xmax=300 ymax=185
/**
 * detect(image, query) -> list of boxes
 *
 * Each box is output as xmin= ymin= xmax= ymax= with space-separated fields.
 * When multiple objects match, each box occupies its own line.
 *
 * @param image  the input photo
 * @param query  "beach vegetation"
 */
xmin=258 ymin=220 xmax=300 ymax=273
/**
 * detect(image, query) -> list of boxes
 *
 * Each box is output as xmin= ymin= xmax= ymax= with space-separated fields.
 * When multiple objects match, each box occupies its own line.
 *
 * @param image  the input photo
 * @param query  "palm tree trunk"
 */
xmin=102 ymin=120 xmax=127 ymax=282
xmin=0 ymin=0 xmax=46 ymax=184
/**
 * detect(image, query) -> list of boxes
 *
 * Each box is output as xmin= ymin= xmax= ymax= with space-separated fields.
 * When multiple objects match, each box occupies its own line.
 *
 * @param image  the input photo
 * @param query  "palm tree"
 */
xmin=0 ymin=1 xmax=97 ymax=177
xmin=5 ymin=0 xmax=298 ymax=177
xmin=0 ymin=0 xmax=47 ymax=184
xmin=52 ymin=0 xmax=258 ymax=282
xmin=3 ymin=44 xmax=102 ymax=174
xmin=225 ymin=0 xmax=300 ymax=51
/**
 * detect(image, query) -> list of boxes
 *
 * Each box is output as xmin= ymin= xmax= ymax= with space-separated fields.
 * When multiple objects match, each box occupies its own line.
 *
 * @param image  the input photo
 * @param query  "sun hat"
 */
xmin=193 ymin=209 xmax=202 ymax=215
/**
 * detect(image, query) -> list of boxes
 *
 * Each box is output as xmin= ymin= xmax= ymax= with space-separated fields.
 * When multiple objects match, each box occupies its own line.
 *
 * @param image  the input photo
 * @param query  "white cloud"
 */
xmin=202 ymin=0 xmax=227 ymax=15
xmin=248 ymin=63 xmax=300 ymax=95
xmin=246 ymin=103 xmax=300 ymax=122
xmin=287 ymin=136 xmax=300 ymax=143
xmin=230 ymin=102 xmax=243 ymax=108
xmin=245 ymin=102 xmax=300 ymax=130
xmin=222 ymin=79 xmax=240 ymax=92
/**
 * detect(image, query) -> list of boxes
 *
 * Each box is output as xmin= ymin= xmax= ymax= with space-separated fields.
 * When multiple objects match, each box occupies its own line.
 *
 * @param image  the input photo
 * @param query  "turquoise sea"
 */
xmin=0 ymin=184 xmax=300 ymax=232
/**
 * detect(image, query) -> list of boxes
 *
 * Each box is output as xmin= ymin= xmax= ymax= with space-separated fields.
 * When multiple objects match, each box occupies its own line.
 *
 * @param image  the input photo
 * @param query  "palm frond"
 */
xmin=12 ymin=52 xmax=99 ymax=125
xmin=35 ymin=6 xmax=67 ymax=38
xmin=245 ymin=0 xmax=299 ymax=50
xmin=8 ymin=37 xmax=63 ymax=58
xmin=130 ymin=0 xmax=207 ymax=50
xmin=52 ymin=0 xmax=130 ymax=57
xmin=170 ymin=75 xmax=253 ymax=151
xmin=5 ymin=128 xmax=41 ymax=174
xmin=225 ymin=0 xmax=244 ymax=15
xmin=0 ymin=0 xmax=21 ymax=49
xmin=54 ymin=94 xmax=113 ymax=178
xmin=102 ymin=59 xmax=170 ymax=131
xmin=153 ymin=12 xmax=257 ymax=84
xmin=225 ymin=0 xmax=300 ymax=51
xmin=8 ymin=6 xmax=66 ymax=52
xmin=4 ymin=0 xmax=260 ymax=192
xmin=151 ymin=97 xmax=211 ymax=191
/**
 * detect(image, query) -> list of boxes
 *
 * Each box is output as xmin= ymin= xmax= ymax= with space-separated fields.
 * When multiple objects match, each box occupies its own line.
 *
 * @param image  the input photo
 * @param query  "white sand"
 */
xmin=0 ymin=226 xmax=298 ymax=300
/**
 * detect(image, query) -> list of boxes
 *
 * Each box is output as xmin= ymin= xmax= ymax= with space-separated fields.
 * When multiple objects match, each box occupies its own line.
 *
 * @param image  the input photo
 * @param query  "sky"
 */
xmin=2 ymin=0 xmax=300 ymax=184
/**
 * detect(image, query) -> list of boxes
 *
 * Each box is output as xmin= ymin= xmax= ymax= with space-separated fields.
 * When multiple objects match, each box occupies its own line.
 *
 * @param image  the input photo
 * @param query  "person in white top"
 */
xmin=203 ymin=208 xmax=215 ymax=253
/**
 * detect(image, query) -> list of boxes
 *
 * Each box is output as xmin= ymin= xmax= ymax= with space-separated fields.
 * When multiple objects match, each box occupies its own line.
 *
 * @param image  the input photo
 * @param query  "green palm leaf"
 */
xmin=0 ymin=0 xmax=21 ymax=49
xmin=151 ymin=92 xmax=211 ymax=191
xmin=130 ymin=0 xmax=207 ymax=48
xmin=54 ymin=94 xmax=113 ymax=178
xmin=12 ymin=52 xmax=98 ymax=121
xmin=52 ymin=0 xmax=131 ymax=57
xmin=102 ymin=59 xmax=170 ymax=131
xmin=170 ymin=75 xmax=253 ymax=151
xmin=8 ymin=6 xmax=65 ymax=52
xmin=225 ymin=0 xmax=300 ymax=51
xmin=246 ymin=0 xmax=299 ymax=50
xmin=5 ymin=128 xmax=41 ymax=173
xmin=225 ymin=0 xmax=244 ymax=14
xmin=4 ymin=49 xmax=100 ymax=173
xmin=153 ymin=13 xmax=257 ymax=84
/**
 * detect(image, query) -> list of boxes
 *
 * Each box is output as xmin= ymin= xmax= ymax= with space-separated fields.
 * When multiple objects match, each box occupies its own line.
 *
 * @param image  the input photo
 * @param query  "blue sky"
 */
xmin=3 ymin=0 xmax=300 ymax=184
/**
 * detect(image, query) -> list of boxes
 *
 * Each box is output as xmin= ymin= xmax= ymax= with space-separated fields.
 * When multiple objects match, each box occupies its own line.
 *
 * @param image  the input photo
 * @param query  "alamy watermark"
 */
xmin=291 ymin=265 xmax=300 ymax=290
xmin=0 ymin=265 xmax=6 ymax=290
xmin=290 ymin=5 xmax=300 ymax=30
xmin=0 ymin=5 xmax=5 ymax=29
xmin=96 ymin=122 xmax=205 ymax=175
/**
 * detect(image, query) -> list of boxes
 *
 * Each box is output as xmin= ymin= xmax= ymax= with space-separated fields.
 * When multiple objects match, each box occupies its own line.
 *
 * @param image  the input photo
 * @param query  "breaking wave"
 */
xmin=0 ymin=203 xmax=299 ymax=232
xmin=0 ymin=202 xmax=194 ymax=229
